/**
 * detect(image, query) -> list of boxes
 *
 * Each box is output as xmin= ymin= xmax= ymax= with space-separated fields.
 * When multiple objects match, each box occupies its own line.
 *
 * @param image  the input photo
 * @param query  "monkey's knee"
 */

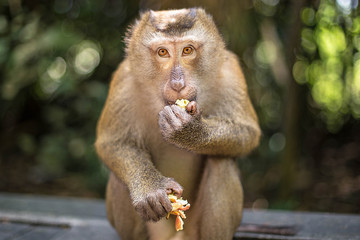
xmin=198 ymin=157 xmax=244 ymax=240
xmin=211 ymin=157 xmax=244 ymax=218
xmin=106 ymin=174 xmax=115 ymax=227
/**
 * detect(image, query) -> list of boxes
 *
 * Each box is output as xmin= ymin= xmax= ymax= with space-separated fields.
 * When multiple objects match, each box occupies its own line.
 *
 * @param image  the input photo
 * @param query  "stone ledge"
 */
xmin=0 ymin=193 xmax=359 ymax=240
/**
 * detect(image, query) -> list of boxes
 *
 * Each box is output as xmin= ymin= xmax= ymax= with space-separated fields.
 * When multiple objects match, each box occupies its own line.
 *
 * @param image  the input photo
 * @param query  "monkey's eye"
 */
xmin=158 ymin=48 xmax=169 ymax=57
xmin=182 ymin=46 xmax=194 ymax=56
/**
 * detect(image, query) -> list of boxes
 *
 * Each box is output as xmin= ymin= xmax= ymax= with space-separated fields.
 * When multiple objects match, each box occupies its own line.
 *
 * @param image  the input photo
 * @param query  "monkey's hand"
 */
xmin=133 ymin=177 xmax=183 ymax=222
xmin=159 ymin=101 xmax=200 ymax=140
xmin=159 ymin=99 xmax=260 ymax=156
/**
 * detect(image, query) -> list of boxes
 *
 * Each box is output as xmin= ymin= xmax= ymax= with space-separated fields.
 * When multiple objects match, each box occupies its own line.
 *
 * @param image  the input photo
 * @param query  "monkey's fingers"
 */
xmin=170 ymin=105 xmax=192 ymax=123
xmin=134 ymin=200 xmax=162 ymax=222
xmin=159 ymin=196 xmax=173 ymax=214
xmin=162 ymin=106 xmax=183 ymax=130
xmin=166 ymin=188 xmax=182 ymax=198
xmin=147 ymin=191 xmax=172 ymax=218
xmin=164 ymin=179 xmax=183 ymax=197
xmin=185 ymin=101 xmax=198 ymax=115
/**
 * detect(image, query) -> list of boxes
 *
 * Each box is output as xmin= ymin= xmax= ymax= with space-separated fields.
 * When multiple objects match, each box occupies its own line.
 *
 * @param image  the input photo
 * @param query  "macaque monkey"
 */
xmin=95 ymin=8 xmax=260 ymax=240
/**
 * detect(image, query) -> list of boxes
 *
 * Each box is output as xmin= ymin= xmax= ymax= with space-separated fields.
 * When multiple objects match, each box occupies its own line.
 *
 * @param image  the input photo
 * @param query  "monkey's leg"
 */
xmin=107 ymin=173 xmax=148 ymax=240
xmin=105 ymin=177 xmax=115 ymax=227
xmin=188 ymin=157 xmax=243 ymax=240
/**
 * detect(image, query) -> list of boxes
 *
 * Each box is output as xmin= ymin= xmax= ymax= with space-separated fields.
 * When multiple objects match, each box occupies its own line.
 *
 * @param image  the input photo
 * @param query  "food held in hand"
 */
xmin=167 ymin=194 xmax=191 ymax=231
xmin=175 ymin=99 xmax=189 ymax=109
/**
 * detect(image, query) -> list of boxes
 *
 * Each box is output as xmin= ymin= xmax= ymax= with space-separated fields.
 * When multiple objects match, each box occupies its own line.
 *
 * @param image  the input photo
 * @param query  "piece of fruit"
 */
xmin=175 ymin=99 xmax=189 ymax=109
xmin=175 ymin=215 xmax=184 ymax=231
xmin=166 ymin=193 xmax=190 ymax=231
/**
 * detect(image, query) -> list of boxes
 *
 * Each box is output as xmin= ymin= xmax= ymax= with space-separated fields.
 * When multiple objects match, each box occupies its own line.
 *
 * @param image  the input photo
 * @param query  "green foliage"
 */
xmin=294 ymin=0 xmax=360 ymax=132
xmin=0 ymin=0 xmax=137 ymax=196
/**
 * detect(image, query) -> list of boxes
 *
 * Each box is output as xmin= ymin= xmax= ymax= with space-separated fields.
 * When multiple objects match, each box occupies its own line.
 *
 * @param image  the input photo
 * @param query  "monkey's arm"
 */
xmin=159 ymin=106 xmax=260 ymax=157
xmin=193 ymin=114 xmax=260 ymax=157
xmin=96 ymin=135 xmax=184 ymax=222
xmin=159 ymin=52 xmax=260 ymax=157
xmin=95 ymin=63 xmax=182 ymax=222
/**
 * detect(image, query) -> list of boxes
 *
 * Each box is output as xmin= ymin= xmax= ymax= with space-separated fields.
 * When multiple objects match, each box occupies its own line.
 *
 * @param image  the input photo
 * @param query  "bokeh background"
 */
xmin=0 ymin=0 xmax=359 ymax=214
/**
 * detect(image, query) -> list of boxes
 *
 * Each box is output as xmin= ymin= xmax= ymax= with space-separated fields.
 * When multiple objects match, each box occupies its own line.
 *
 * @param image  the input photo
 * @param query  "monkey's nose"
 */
xmin=170 ymin=66 xmax=186 ymax=92
xmin=170 ymin=78 xmax=185 ymax=92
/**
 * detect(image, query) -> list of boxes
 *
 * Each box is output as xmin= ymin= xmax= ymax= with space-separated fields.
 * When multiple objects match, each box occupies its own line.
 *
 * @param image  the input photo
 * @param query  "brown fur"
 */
xmin=95 ymin=8 xmax=260 ymax=240
xmin=150 ymin=8 xmax=197 ymax=34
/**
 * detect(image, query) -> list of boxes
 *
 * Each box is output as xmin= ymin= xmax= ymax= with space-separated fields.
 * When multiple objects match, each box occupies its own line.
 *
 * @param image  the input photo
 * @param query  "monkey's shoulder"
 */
xmin=223 ymin=50 xmax=242 ymax=68
xmin=221 ymin=50 xmax=247 ymax=87
xmin=111 ymin=59 xmax=131 ymax=83
xmin=102 ymin=59 xmax=136 ymax=112
xmin=106 ymin=59 xmax=133 ymax=95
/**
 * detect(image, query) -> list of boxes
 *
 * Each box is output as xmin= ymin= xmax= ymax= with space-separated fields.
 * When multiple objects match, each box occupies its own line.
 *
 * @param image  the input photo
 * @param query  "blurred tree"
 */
xmin=0 ymin=0 xmax=140 ymax=196
xmin=295 ymin=0 xmax=360 ymax=132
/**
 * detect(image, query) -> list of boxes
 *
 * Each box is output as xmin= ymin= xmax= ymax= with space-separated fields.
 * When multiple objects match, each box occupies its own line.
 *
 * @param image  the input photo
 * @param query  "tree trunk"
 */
xmin=280 ymin=0 xmax=308 ymax=198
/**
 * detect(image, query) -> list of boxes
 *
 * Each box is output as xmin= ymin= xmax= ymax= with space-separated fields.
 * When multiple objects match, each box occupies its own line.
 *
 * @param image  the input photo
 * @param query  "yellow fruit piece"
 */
xmin=167 ymin=194 xmax=190 ymax=231
xmin=171 ymin=202 xmax=183 ymax=210
xmin=168 ymin=194 xmax=177 ymax=203
xmin=175 ymin=99 xmax=189 ymax=109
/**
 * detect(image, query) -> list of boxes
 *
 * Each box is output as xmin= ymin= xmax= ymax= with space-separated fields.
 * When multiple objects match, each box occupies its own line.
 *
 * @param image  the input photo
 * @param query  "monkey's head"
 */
xmin=125 ymin=8 xmax=225 ymax=108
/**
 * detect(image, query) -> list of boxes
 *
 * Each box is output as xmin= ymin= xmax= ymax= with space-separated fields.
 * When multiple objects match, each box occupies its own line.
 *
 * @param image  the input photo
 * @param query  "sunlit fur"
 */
xmin=96 ymin=8 xmax=260 ymax=240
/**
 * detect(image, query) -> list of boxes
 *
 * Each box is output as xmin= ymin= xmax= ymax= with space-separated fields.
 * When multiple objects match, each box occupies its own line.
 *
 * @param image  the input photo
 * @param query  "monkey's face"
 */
xmin=127 ymin=8 xmax=225 ymax=108
xmin=150 ymin=40 xmax=200 ymax=105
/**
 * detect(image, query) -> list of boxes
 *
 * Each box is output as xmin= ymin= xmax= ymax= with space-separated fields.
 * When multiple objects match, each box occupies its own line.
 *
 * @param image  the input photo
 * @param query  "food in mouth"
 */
xmin=175 ymin=99 xmax=189 ymax=109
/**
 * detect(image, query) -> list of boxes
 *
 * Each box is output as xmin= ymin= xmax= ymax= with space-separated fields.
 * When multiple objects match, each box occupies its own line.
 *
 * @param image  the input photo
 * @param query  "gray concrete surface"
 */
xmin=0 ymin=193 xmax=359 ymax=240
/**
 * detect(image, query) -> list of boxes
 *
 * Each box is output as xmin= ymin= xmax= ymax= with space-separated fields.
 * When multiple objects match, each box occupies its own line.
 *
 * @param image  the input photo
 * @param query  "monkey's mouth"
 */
xmin=166 ymin=97 xmax=196 ymax=106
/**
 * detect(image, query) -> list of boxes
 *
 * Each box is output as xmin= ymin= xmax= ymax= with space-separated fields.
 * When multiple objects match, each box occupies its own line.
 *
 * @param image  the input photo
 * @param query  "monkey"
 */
xmin=95 ymin=8 xmax=261 ymax=240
